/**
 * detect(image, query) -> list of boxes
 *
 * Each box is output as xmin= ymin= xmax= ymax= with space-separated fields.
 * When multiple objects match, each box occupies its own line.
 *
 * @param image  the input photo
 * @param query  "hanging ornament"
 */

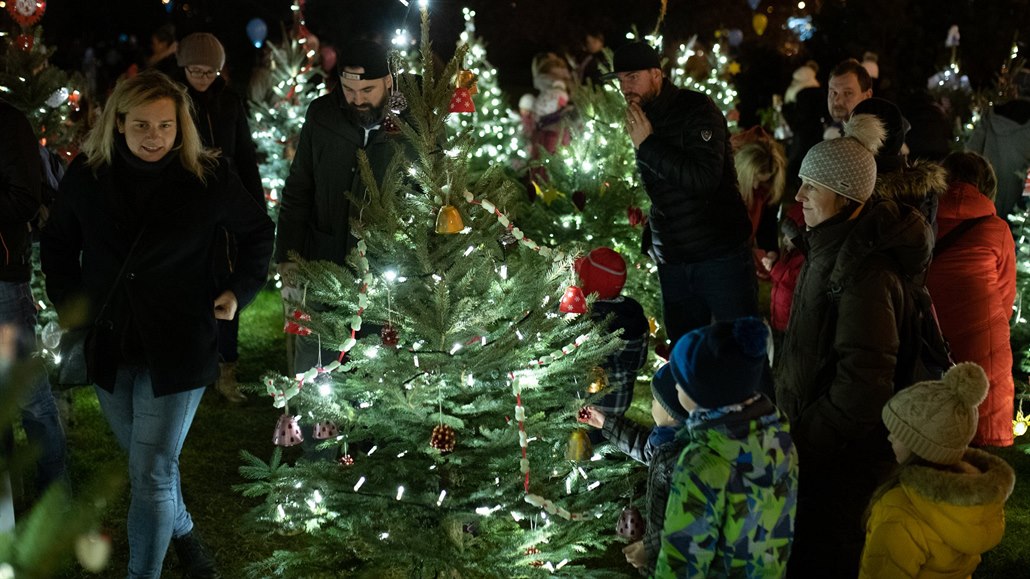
xmin=430 ymin=424 xmax=457 ymax=452
xmin=525 ymin=546 xmax=544 ymax=567
xmin=449 ymin=87 xmax=475 ymax=114
xmin=577 ymin=406 xmax=592 ymax=421
xmin=15 ymin=33 xmax=34 ymax=52
xmin=746 ymin=0 xmax=761 ymax=11
xmin=558 ymin=285 xmax=587 ymax=314
xmin=627 ymin=206 xmax=645 ymax=228
xmin=381 ymin=323 xmax=399 ymax=347
xmin=283 ymin=320 xmax=312 ymax=336
xmin=290 ymin=308 xmax=311 ymax=321
xmin=571 ymin=190 xmax=587 ymax=212
xmin=312 ymin=421 xmax=338 ymax=439
xmin=498 ymin=231 xmax=518 ymax=250
xmin=565 ymin=429 xmax=592 ymax=461
xmin=7 ymin=0 xmax=46 ymax=28
xmin=531 ymin=180 xmax=563 ymax=205
xmin=46 ymin=87 xmax=69 ymax=108
xmin=457 ymin=69 xmax=479 ymax=96
xmin=655 ymin=340 xmax=672 ymax=361
xmin=338 ymin=454 xmax=355 ymax=466
xmin=945 ymin=25 xmax=961 ymax=48
xmin=435 ymin=204 xmax=464 ymax=234
xmin=273 ymin=414 xmax=304 ymax=447
xmin=75 ymin=531 xmax=111 ymax=573
xmin=727 ymin=28 xmax=744 ymax=47
xmin=1014 ymin=404 xmax=1029 ymax=437
xmin=381 ymin=113 xmax=400 ymax=134
xmin=648 ymin=316 xmax=659 ymax=337
xmin=68 ymin=90 xmax=81 ymax=111
xmin=587 ymin=366 xmax=608 ymax=394
xmin=616 ymin=506 xmax=645 ymax=541
xmin=388 ymin=90 xmax=409 ymax=114
xmin=752 ymin=13 xmax=768 ymax=36
xmin=246 ymin=17 xmax=269 ymax=48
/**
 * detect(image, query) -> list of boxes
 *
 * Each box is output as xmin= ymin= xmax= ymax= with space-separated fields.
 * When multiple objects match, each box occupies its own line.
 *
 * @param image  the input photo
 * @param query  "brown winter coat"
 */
xmin=927 ymin=182 xmax=1016 ymax=447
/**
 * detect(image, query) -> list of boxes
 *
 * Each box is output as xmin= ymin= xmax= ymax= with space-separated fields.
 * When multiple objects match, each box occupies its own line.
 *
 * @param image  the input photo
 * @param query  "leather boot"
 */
xmin=172 ymin=531 xmax=221 ymax=578
xmin=215 ymin=362 xmax=246 ymax=403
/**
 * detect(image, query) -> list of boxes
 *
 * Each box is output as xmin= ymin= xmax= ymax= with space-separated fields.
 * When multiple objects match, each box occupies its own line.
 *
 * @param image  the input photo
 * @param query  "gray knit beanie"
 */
xmin=798 ymin=114 xmax=886 ymax=203
xmin=882 ymin=362 xmax=988 ymax=465
xmin=176 ymin=33 xmax=225 ymax=70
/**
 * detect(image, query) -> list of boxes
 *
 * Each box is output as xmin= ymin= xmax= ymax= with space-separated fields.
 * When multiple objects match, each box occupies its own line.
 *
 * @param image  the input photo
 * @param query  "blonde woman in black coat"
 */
xmin=41 ymin=70 xmax=274 ymax=579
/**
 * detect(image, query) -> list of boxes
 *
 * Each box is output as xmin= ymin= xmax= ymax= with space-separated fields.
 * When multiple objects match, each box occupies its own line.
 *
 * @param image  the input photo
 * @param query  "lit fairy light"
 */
xmin=353 ymin=477 xmax=366 ymax=491
xmin=367 ymin=445 xmax=378 ymax=456
xmin=396 ymin=486 xmax=405 ymax=500
xmin=437 ymin=490 xmax=447 ymax=506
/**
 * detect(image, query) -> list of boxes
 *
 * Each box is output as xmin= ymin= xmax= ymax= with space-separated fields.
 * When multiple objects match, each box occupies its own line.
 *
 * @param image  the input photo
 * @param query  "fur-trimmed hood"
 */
xmin=898 ymin=448 xmax=1015 ymax=554
xmin=873 ymin=160 xmax=948 ymax=210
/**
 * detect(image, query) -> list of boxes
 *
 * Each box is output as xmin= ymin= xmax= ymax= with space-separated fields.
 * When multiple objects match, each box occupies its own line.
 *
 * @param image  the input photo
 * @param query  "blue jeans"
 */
xmin=95 ymin=367 xmax=204 ymax=579
xmin=0 ymin=280 xmax=67 ymax=490
xmin=657 ymin=246 xmax=759 ymax=346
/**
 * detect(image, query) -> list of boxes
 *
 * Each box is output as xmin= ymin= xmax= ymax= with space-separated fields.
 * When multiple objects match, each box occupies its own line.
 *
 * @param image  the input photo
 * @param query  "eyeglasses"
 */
xmin=186 ymin=67 xmax=219 ymax=79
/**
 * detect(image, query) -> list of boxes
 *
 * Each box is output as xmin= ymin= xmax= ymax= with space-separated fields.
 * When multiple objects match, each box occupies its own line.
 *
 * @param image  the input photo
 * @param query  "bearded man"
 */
xmin=275 ymin=39 xmax=415 ymax=375
xmin=605 ymin=42 xmax=757 ymax=345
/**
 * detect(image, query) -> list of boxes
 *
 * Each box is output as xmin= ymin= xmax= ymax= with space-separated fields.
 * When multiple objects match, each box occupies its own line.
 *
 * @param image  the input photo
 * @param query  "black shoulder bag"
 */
xmin=51 ymin=229 xmax=146 ymax=389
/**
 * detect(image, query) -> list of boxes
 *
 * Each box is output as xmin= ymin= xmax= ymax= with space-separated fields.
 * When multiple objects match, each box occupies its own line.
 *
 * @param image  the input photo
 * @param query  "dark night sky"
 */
xmin=33 ymin=0 xmax=1030 ymax=112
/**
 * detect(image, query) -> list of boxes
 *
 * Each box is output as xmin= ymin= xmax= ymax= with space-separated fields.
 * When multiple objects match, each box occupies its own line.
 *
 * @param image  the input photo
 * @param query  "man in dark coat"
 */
xmin=275 ymin=39 xmax=415 ymax=375
xmin=604 ymin=42 xmax=757 ymax=345
xmin=0 ymin=98 xmax=67 ymax=515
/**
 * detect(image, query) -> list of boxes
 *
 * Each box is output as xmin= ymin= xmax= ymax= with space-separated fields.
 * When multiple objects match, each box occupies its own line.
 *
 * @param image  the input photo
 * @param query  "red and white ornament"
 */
xmin=338 ymin=454 xmax=355 ymax=466
xmin=7 ymin=0 xmax=46 ymax=28
xmin=75 ymin=531 xmax=111 ymax=572
xmin=312 ymin=421 xmax=338 ymax=439
xmin=381 ymin=323 xmax=399 ymax=348
xmin=448 ymin=87 xmax=475 ymax=113
xmin=558 ymin=285 xmax=587 ymax=314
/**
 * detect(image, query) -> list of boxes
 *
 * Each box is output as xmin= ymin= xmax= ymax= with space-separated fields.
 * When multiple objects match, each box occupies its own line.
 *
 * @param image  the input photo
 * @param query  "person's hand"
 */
xmin=623 ymin=541 xmax=647 ymax=568
xmin=760 ymin=250 xmax=779 ymax=273
xmin=626 ymin=102 xmax=653 ymax=148
xmin=577 ymin=405 xmax=606 ymax=429
xmin=213 ymin=290 xmax=238 ymax=321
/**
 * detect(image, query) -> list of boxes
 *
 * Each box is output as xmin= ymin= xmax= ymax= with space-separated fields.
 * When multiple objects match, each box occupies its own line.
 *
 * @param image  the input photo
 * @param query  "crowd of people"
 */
xmin=0 ymin=19 xmax=1028 ymax=579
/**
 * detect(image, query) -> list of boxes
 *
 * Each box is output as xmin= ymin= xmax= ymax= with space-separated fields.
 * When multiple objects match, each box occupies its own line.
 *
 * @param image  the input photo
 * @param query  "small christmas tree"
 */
xmin=239 ymin=10 xmax=640 ymax=577
xmin=445 ymin=7 xmax=524 ymax=178
xmin=668 ymin=35 xmax=740 ymax=129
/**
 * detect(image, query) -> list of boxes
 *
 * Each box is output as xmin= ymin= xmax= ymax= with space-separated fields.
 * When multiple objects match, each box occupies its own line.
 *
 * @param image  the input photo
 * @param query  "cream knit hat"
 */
xmin=882 ymin=362 xmax=989 ymax=465
xmin=798 ymin=114 xmax=886 ymax=203
xmin=176 ymin=33 xmax=225 ymax=71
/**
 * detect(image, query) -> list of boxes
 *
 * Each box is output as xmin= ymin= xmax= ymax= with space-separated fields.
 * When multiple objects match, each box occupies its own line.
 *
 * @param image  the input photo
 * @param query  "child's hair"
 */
xmin=941 ymin=151 xmax=998 ymax=201
xmin=735 ymin=139 xmax=787 ymax=207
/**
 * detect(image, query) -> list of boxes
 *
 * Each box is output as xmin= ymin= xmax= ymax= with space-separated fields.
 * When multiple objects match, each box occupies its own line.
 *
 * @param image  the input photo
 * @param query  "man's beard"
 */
xmin=347 ymin=101 xmax=387 ymax=128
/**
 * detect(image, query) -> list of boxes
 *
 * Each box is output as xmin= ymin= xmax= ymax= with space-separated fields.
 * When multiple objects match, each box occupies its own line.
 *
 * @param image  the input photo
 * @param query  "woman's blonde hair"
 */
xmin=734 ymin=139 xmax=787 ymax=207
xmin=81 ymin=69 xmax=217 ymax=182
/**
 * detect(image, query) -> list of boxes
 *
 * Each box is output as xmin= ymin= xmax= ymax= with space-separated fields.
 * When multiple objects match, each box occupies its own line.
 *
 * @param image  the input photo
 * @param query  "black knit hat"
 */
xmin=336 ymin=40 xmax=390 ymax=80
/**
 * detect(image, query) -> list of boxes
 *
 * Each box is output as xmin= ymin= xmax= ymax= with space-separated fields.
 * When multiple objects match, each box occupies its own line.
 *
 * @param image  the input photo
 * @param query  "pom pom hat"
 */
xmin=176 ymin=33 xmax=225 ymax=71
xmin=669 ymin=317 xmax=768 ymax=409
xmin=574 ymin=247 xmax=627 ymax=300
xmin=651 ymin=364 xmax=689 ymax=423
xmin=799 ymin=114 xmax=886 ymax=203
xmin=882 ymin=362 xmax=989 ymax=465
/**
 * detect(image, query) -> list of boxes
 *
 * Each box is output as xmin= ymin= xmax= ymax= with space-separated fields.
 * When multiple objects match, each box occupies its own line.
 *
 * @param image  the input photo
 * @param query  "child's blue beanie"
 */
xmin=651 ymin=364 xmax=689 ymax=423
xmin=669 ymin=317 xmax=768 ymax=409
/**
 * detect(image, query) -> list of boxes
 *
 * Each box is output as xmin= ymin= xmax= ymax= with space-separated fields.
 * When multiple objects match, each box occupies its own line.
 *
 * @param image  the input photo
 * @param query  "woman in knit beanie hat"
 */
xmin=174 ymin=32 xmax=264 ymax=404
xmin=859 ymin=362 xmax=1016 ymax=578
xmin=775 ymin=112 xmax=936 ymax=577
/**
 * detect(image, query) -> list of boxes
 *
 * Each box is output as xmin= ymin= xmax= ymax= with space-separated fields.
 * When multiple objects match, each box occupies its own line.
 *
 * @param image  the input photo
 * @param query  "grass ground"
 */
xmin=12 ymin=284 xmax=1028 ymax=577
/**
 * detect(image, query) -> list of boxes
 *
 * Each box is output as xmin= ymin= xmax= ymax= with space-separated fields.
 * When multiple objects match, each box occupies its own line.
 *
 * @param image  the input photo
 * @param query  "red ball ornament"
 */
xmin=616 ymin=505 xmax=645 ymax=541
xmin=7 ymin=0 xmax=46 ymax=28
xmin=571 ymin=190 xmax=587 ymax=212
xmin=283 ymin=320 xmax=311 ymax=336
xmin=381 ymin=323 xmax=399 ymax=347
xmin=15 ymin=34 xmax=33 ymax=52
xmin=430 ymin=424 xmax=456 ymax=453
xmin=577 ymin=407 xmax=592 ymax=421
xmin=338 ymin=454 xmax=355 ymax=467
xmin=627 ymin=206 xmax=645 ymax=228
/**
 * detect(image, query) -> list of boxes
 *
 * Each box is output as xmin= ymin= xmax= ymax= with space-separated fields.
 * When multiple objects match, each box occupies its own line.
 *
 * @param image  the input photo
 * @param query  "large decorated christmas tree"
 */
xmin=238 ymin=11 xmax=641 ymax=577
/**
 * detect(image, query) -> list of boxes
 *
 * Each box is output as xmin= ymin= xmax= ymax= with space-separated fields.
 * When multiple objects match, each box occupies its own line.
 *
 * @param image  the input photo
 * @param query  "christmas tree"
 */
xmin=239 ymin=11 xmax=641 ymax=577
xmin=0 ymin=16 xmax=85 ymax=159
xmin=249 ymin=0 xmax=327 ymax=218
xmin=445 ymin=6 xmax=524 ymax=179
xmin=668 ymin=35 xmax=740 ymax=129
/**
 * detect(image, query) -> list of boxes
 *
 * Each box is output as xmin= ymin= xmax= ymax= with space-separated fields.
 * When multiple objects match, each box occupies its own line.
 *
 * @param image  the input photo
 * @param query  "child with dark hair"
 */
xmin=860 ymin=363 xmax=1015 ymax=578
xmin=578 ymin=364 xmax=687 ymax=575
xmin=655 ymin=317 xmax=798 ymax=578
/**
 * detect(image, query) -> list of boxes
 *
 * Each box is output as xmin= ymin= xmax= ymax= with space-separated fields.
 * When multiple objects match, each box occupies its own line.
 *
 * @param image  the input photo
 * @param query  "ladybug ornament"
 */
xmin=616 ymin=505 xmax=645 ymax=542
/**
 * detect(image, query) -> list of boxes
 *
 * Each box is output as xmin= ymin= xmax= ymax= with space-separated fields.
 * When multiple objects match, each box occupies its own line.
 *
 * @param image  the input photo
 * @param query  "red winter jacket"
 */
xmin=926 ymin=182 xmax=1016 ymax=446
xmin=769 ymin=203 xmax=806 ymax=332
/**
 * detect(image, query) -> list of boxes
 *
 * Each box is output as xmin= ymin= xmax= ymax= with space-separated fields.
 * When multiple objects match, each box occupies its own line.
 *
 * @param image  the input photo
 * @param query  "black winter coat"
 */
xmin=40 ymin=152 xmax=275 ymax=396
xmin=774 ymin=200 xmax=932 ymax=464
xmin=636 ymin=80 xmax=750 ymax=264
xmin=0 ymin=98 xmax=42 ymax=282
xmin=275 ymin=89 xmax=414 ymax=266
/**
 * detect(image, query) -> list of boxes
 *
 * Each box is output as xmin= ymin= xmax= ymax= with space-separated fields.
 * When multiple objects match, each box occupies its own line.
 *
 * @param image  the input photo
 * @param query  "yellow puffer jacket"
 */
xmin=859 ymin=449 xmax=1015 ymax=579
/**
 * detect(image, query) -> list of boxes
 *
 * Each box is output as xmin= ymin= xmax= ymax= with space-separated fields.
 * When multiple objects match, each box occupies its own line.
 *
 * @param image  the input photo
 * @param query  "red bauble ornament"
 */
xmin=273 ymin=414 xmax=303 ymax=447
xmin=616 ymin=506 xmax=645 ymax=541
xmin=655 ymin=340 xmax=672 ymax=361
xmin=291 ymin=308 xmax=311 ymax=321
xmin=7 ymin=0 xmax=46 ymax=28
xmin=15 ymin=33 xmax=33 ymax=52
xmin=381 ymin=323 xmax=399 ymax=347
xmin=338 ymin=454 xmax=355 ymax=467
xmin=577 ymin=407 xmax=592 ymax=421
xmin=559 ymin=285 xmax=587 ymax=314
xmin=430 ymin=424 xmax=456 ymax=453
xmin=525 ymin=546 xmax=544 ymax=567
xmin=283 ymin=320 xmax=311 ymax=336
xmin=571 ymin=190 xmax=587 ymax=212
xmin=448 ymin=87 xmax=475 ymax=113
xmin=381 ymin=114 xmax=400 ymax=134
xmin=627 ymin=206 xmax=645 ymax=228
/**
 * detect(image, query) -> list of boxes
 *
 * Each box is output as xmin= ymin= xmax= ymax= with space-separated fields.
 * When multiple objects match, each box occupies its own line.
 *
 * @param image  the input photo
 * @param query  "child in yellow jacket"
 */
xmin=859 ymin=362 xmax=1016 ymax=578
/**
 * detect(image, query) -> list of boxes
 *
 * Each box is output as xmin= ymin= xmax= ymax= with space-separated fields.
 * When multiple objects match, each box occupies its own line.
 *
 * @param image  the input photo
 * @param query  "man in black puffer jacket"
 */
xmin=605 ymin=42 xmax=756 ymax=345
